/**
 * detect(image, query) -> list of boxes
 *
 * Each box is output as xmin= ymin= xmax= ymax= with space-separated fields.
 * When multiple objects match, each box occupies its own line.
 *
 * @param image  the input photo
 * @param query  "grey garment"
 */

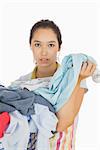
xmin=0 ymin=85 xmax=55 ymax=115
xmin=34 ymin=94 xmax=55 ymax=113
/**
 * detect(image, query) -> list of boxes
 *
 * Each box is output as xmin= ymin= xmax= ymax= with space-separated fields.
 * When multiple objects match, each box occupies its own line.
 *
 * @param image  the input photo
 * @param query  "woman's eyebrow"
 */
xmin=48 ymin=41 xmax=56 ymax=43
xmin=33 ymin=40 xmax=41 ymax=43
xmin=33 ymin=40 xmax=56 ymax=43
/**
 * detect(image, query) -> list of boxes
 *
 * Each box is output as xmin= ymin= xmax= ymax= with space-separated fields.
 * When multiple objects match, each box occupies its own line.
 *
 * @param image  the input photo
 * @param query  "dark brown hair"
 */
xmin=29 ymin=19 xmax=62 ymax=49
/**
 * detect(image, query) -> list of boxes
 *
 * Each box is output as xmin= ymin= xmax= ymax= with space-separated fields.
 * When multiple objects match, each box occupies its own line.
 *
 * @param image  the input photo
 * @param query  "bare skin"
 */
xmin=30 ymin=28 xmax=96 ymax=132
xmin=30 ymin=28 xmax=60 ymax=78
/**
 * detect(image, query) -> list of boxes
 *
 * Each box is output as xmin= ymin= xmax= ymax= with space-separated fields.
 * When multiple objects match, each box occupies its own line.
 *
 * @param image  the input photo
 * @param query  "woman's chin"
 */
xmin=37 ymin=62 xmax=50 ymax=67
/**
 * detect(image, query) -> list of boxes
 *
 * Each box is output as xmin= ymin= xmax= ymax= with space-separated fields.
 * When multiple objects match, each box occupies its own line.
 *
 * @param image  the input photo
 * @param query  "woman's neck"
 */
xmin=35 ymin=62 xmax=58 ymax=78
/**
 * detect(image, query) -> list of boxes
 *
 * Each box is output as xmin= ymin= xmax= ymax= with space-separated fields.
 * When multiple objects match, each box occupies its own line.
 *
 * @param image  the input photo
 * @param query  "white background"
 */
xmin=0 ymin=0 xmax=100 ymax=149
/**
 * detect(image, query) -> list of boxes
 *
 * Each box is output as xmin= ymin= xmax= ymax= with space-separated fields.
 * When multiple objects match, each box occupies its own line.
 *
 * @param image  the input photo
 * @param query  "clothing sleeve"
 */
xmin=80 ymin=79 xmax=88 ymax=93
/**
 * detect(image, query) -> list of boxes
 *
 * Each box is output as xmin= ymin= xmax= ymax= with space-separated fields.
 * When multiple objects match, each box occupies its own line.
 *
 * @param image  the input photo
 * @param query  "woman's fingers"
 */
xmin=90 ymin=63 xmax=96 ymax=75
xmin=80 ymin=62 xmax=88 ymax=74
xmin=84 ymin=61 xmax=94 ymax=75
xmin=80 ymin=61 xmax=96 ymax=77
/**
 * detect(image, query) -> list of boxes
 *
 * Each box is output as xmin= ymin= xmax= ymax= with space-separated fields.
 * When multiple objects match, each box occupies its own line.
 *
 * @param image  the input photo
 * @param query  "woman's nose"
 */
xmin=41 ymin=46 xmax=48 ymax=55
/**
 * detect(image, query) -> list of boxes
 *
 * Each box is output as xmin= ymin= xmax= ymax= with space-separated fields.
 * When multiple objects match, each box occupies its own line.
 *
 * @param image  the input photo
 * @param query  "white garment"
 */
xmin=10 ymin=76 xmax=52 ymax=91
xmin=92 ymin=68 xmax=100 ymax=83
xmin=0 ymin=141 xmax=4 ymax=150
xmin=0 ymin=105 xmax=58 ymax=150
xmin=32 ymin=104 xmax=58 ymax=150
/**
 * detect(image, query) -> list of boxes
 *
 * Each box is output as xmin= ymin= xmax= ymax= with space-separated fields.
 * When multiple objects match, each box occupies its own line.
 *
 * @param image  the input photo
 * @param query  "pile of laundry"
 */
xmin=0 ymin=84 xmax=57 ymax=150
xmin=0 ymin=53 xmax=100 ymax=150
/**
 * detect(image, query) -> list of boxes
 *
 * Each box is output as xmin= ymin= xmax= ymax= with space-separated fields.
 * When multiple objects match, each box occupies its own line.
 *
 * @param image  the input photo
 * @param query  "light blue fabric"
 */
xmin=9 ymin=53 xmax=96 ymax=112
xmin=33 ymin=53 xmax=96 ymax=112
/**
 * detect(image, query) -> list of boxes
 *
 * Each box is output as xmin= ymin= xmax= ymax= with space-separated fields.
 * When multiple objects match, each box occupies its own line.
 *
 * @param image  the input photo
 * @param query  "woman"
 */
xmin=4 ymin=19 xmax=95 ymax=150
xmin=15 ymin=19 xmax=96 ymax=150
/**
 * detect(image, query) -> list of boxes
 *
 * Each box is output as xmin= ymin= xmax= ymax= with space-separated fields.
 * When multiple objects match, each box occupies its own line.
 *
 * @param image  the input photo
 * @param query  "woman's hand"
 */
xmin=79 ymin=61 xmax=96 ymax=81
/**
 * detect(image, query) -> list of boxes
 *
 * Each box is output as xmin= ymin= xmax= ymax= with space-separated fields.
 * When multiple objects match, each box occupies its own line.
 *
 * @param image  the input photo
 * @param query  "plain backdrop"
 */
xmin=0 ymin=1 xmax=100 ymax=150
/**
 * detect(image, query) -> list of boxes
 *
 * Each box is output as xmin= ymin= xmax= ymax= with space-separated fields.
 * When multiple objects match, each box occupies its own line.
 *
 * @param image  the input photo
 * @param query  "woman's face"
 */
xmin=30 ymin=28 xmax=60 ymax=67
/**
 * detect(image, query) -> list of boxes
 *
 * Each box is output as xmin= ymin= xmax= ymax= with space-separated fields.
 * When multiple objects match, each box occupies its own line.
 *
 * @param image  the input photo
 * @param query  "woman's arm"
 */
xmin=56 ymin=61 xmax=96 ymax=132
xmin=56 ymin=78 xmax=85 ymax=132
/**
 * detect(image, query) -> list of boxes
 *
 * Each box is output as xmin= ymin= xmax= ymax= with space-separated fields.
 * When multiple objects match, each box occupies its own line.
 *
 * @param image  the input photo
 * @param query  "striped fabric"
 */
xmin=27 ymin=133 xmax=37 ymax=150
xmin=27 ymin=116 xmax=78 ymax=150
xmin=49 ymin=116 xmax=78 ymax=150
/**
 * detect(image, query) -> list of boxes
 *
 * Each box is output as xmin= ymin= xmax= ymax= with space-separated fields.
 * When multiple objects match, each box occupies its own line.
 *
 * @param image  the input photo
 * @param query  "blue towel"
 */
xmin=34 ymin=53 xmax=96 ymax=112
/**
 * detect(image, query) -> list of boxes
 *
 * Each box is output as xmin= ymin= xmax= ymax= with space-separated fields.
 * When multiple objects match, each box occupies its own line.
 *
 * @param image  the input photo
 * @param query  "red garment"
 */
xmin=0 ymin=112 xmax=10 ymax=138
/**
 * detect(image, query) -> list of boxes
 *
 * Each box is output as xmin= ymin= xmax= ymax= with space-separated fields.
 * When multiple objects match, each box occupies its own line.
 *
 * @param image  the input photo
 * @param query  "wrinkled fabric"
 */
xmin=0 ymin=111 xmax=30 ymax=150
xmin=0 ymin=85 xmax=55 ymax=115
xmin=10 ymin=53 xmax=92 ymax=112
xmin=0 ymin=106 xmax=58 ymax=150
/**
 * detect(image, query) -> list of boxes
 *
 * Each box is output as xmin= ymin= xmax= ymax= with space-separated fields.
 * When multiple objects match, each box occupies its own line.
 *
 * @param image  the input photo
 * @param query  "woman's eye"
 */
xmin=48 ymin=44 xmax=55 ymax=48
xmin=34 ymin=43 xmax=40 ymax=47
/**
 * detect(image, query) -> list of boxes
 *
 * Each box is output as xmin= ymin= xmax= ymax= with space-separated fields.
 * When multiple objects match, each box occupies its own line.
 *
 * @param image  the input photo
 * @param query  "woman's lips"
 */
xmin=40 ymin=58 xmax=49 ymax=63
